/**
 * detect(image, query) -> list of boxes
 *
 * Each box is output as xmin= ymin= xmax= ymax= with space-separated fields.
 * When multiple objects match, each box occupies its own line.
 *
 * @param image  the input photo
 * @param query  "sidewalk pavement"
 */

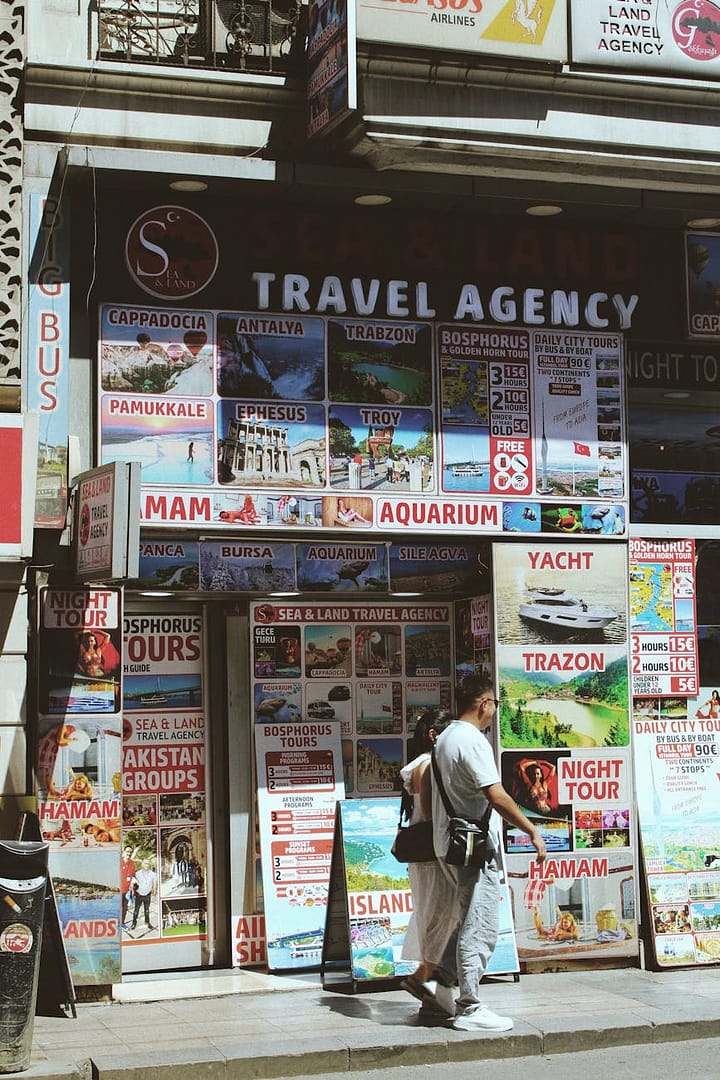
xmin=28 ymin=965 xmax=720 ymax=1080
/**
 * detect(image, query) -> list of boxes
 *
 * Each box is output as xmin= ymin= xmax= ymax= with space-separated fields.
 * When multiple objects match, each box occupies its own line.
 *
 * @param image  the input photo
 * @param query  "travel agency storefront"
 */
xmin=33 ymin=185 xmax=720 ymax=989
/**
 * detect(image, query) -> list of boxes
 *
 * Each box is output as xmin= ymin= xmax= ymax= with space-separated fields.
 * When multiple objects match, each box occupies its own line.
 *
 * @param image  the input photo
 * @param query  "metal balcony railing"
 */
xmin=96 ymin=0 xmax=301 ymax=73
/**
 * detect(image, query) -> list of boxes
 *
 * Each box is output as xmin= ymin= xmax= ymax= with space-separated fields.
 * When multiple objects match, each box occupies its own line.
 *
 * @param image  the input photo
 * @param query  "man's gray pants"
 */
xmin=434 ymin=858 xmax=500 ymax=1015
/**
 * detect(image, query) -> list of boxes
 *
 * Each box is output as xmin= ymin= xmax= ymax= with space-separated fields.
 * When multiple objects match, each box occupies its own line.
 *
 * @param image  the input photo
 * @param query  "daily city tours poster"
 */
xmin=633 ymin=689 xmax=720 ymax=967
xmin=492 ymin=543 xmax=638 ymax=962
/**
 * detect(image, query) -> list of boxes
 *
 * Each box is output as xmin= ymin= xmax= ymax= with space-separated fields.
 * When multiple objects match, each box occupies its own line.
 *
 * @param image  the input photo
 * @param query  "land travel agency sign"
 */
xmin=572 ymin=0 xmax=720 ymax=76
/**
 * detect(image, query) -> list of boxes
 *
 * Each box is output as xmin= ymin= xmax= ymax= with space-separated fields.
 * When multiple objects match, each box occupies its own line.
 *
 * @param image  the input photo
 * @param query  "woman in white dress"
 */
xmin=399 ymin=709 xmax=458 ymax=1017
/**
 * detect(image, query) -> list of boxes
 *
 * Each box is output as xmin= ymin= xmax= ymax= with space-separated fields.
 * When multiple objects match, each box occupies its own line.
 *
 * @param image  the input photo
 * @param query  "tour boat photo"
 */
xmin=449 ymin=462 xmax=485 ymax=477
xmin=518 ymin=588 xmax=619 ymax=632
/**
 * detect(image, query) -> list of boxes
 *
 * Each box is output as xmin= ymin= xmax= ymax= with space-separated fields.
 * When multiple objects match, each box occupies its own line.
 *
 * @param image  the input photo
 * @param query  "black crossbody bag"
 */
xmin=390 ymin=812 xmax=436 ymax=863
xmin=431 ymin=748 xmax=494 ymax=869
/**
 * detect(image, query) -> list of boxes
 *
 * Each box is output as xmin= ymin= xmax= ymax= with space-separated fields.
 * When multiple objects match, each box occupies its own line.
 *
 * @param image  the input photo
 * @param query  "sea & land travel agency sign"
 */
xmin=572 ymin=0 xmax=720 ymax=75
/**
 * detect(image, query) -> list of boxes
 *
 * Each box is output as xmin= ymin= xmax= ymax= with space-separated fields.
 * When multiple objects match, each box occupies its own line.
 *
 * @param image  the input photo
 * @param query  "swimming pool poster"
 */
xmin=254 ymin=720 xmax=344 ymax=970
xmin=506 ymin=849 xmax=638 ymax=964
xmin=321 ymin=798 xmax=518 ymax=987
xmin=629 ymin=537 xmax=698 ymax=698
xmin=632 ymin=692 xmax=720 ymax=968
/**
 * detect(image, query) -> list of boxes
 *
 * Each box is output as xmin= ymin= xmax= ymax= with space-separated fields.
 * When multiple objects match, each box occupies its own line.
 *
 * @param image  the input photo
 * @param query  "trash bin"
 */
xmin=0 ymin=841 xmax=49 ymax=1074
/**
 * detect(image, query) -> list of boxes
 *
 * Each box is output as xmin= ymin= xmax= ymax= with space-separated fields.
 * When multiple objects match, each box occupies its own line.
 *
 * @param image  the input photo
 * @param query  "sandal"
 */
xmin=400 ymin=973 xmax=437 ymax=1005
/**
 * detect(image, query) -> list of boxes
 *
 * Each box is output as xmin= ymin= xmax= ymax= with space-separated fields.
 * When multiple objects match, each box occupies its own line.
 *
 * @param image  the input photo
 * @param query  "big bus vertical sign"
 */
xmin=26 ymin=192 xmax=70 ymax=528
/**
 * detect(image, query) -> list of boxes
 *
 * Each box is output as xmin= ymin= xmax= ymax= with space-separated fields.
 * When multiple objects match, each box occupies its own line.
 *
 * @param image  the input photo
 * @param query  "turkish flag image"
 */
xmin=573 ymin=441 xmax=591 ymax=457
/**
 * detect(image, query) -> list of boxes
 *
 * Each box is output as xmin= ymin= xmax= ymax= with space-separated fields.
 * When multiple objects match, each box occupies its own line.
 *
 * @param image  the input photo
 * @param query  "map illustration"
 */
xmin=630 ymin=563 xmax=673 ymax=632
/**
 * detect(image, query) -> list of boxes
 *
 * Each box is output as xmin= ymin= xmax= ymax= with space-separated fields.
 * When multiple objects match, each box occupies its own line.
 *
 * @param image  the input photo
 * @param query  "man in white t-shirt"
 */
xmin=432 ymin=675 xmax=546 ymax=1031
xmin=131 ymin=859 xmax=158 ymax=931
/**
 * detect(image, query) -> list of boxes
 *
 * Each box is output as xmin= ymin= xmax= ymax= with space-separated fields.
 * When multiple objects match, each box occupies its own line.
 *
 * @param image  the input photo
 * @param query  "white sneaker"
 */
xmin=453 ymin=1005 xmax=513 ymax=1031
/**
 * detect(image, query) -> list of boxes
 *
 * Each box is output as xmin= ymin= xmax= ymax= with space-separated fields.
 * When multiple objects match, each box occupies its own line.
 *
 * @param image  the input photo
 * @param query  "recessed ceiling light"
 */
xmin=169 ymin=179 xmax=208 ymax=193
xmin=138 ymin=590 xmax=174 ymax=597
xmin=686 ymin=217 xmax=720 ymax=229
xmin=268 ymin=591 xmax=300 ymax=597
xmin=526 ymin=204 xmax=563 ymax=217
xmin=662 ymin=391 xmax=691 ymax=399
xmin=354 ymin=194 xmax=392 ymax=206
